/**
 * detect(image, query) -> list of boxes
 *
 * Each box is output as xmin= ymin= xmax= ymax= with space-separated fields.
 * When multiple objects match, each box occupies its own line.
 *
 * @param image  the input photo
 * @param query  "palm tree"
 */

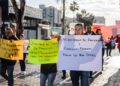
xmin=56 ymin=0 xmax=66 ymax=35
xmin=76 ymin=9 xmax=95 ymax=29
xmin=69 ymin=1 xmax=79 ymax=22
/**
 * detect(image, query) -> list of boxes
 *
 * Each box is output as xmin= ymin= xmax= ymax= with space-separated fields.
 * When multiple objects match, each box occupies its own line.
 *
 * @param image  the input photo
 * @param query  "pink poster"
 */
xmin=116 ymin=20 xmax=120 ymax=34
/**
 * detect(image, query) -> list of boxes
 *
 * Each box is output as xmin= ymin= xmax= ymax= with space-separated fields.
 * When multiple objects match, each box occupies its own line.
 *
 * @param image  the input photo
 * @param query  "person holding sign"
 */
xmin=40 ymin=38 xmax=57 ymax=86
xmin=19 ymin=34 xmax=27 ymax=75
xmin=0 ymin=26 xmax=18 ymax=86
xmin=96 ymin=28 xmax=104 ymax=71
xmin=70 ymin=24 xmax=90 ymax=86
xmin=85 ymin=26 xmax=96 ymax=35
xmin=85 ymin=26 xmax=96 ymax=78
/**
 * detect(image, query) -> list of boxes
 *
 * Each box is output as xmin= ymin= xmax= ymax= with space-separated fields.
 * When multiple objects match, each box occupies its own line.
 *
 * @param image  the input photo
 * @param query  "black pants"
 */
xmin=102 ymin=48 xmax=105 ymax=70
xmin=106 ymin=46 xmax=112 ymax=56
xmin=19 ymin=53 xmax=27 ymax=71
xmin=62 ymin=70 xmax=66 ymax=77
xmin=0 ymin=62 xmax=16 ymax=86
xmin=102 ymin=48 xmax=105 ymax=57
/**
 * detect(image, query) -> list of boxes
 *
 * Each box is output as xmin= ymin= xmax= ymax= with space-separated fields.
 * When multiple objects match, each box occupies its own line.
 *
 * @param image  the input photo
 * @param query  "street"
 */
xmin=0 ymin=48 xmax=120 ymax=86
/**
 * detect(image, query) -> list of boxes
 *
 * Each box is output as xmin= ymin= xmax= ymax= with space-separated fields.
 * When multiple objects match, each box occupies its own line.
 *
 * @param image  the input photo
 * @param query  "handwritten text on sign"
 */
xmin=58 ymin=35 xmax=102 ymax=71
xmin=28 ymin=39 xmax=58 ymax=64
xmin=0 ymin=39 xmax=24 ymax=60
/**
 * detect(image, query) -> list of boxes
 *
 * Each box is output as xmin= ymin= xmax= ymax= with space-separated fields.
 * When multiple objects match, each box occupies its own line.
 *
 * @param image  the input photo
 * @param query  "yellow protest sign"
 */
xmin=28 ymin=39 xmax=58 ymax=64
xmin=0 ymin=39 xmax=24 ymax=60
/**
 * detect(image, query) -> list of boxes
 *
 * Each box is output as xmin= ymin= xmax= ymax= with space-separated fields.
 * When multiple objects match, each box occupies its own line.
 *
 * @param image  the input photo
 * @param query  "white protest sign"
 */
xmin=58 ymin=35 xmax=102 ymax=71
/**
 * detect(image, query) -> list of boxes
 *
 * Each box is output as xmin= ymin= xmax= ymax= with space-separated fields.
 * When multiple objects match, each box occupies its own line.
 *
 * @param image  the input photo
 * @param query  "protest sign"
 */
xmin=28 ymin=39 xmax=58 ymax=64
xmin=58 ymin=35 xmax=102 ymax=71
xmin=0 ymin=39 xmax=24 ymax=60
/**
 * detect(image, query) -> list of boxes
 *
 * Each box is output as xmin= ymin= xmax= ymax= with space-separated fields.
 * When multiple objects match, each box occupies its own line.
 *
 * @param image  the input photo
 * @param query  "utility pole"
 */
xmin=119 ymin=0 xmax=120 ymax=8
xmin=62 ymin=0 xmax=65 ymax=35
xmin=0 ymin=0 xmax=9 ymax=37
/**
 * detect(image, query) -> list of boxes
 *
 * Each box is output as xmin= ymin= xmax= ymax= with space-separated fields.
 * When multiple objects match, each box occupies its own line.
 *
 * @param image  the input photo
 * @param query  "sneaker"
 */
xmin=20 ymin=71 xmax=26 ymax=75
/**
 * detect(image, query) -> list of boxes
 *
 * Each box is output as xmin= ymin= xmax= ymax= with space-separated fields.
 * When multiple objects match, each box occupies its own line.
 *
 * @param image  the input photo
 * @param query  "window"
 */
xmin=41 ymin=29 xmax=48 ymax=39
xmin=23 ymin=30 xmax=28 ymax=39
xmin=28 ymin=30 xmax=36 ymax=39
xmin=27 ymin=20 xmax=31 ymax=26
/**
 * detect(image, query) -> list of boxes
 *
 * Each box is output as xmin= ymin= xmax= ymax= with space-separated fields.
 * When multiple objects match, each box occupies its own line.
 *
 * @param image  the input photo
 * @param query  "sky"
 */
xmin=26 ymin=0 xmax=120 ymax=25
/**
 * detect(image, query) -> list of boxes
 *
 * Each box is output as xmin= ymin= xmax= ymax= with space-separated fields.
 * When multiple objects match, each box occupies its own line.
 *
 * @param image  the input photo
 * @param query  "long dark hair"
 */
xmin=96 ymin=29 xmax=101 ymax=35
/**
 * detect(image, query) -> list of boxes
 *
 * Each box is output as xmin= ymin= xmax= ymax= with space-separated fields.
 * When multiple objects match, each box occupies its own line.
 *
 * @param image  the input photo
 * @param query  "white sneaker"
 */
xmin=20 ymin=71 xmax=26 ymax=75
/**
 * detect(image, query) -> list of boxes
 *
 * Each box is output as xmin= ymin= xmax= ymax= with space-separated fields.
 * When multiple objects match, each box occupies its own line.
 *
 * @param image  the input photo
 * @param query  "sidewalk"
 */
xmin=0 ymin=63 xmax=40 ymax=86
xmin=91 ymin=49 xmax=120 ymax=86
xmin=0 ymin=49 xmax=120 ymax=86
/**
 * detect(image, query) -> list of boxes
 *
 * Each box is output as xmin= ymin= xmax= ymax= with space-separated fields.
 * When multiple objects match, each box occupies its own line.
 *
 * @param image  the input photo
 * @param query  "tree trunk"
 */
xmin=15 ymin=10 xmax=24 ymax=37
xmin=11 ymin=0 xmax=25 ymax=38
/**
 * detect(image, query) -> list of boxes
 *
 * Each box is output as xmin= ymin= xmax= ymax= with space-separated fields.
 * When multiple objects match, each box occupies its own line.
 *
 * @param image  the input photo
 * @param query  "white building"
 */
xmin=39 ymin=5 xmax=61 ymax=27
xmin=93 ymin=17 xmax=105 ymax=25
xmin=54 ymin=8 xmax=61 ymax=26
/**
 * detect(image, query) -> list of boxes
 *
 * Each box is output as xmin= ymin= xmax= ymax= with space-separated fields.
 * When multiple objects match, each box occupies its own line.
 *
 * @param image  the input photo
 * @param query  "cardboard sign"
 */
xmin=28 ymin=39 xmax=58 ymax=64
xmin=58 ymin=35 xmax=102 ymax=71
xmin=0 ymin=39 xmax=24 ymax=60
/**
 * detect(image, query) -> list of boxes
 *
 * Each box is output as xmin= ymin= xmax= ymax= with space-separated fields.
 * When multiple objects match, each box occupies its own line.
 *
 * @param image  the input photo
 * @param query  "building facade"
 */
xmin=40 ymin=5 xmax=61 ymax=27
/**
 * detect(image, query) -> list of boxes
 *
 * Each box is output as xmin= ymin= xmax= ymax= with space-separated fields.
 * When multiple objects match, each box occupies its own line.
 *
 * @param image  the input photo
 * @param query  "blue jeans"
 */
xmin=70 ymin=71 xmax=90 ymax=86
xmin=0 ymin=63 xmax=15 ymax=86
xmin=40 ymin=73 xmax=56 ymax=86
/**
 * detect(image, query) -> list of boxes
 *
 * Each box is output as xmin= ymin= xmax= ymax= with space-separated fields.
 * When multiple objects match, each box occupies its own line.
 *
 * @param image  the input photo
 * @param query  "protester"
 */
xmin=105 ymin=37 xmax=112 ymax=57
xmin=19 ymin=34 xmax=27 ymax=75
xmin=96 ymin=29 xmax=105 ymax=57
xmin=84 ymin=26 xmax=96 ymax=78
xmin=110 ymin=36 xmax=116 ymax=49
xmin=85 ymin=26 xmax=96 ymax=35
xmin=40 ymin=37 xmax=57 ymax=86
xmin=114 ymin=34 xmax=120 ymax=53
xmin=96 ymin=28 xmax=105 ymax=71
xmin=70 ymin=24 xmax=90 ymax=86
xmin=0 ymin=26 xmax=18 ymax=86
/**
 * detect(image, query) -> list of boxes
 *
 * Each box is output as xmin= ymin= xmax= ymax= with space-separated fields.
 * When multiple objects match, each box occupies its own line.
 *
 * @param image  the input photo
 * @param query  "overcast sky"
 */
xmin=26 ymin=0 xmax=120 ymax=25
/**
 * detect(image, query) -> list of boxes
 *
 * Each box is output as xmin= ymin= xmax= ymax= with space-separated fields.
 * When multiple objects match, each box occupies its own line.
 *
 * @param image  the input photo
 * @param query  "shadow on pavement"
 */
xmin=90 ymin=72 xmax=103 ymax=84
xmin=0 ymin=71 xmax=39 ymax=83
xmin=103 ymin=69 xmax=120 ymax=86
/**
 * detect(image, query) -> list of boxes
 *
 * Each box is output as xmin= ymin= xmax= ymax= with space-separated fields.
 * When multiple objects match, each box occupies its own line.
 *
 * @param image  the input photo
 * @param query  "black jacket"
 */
xmin=41 ymin=63 xmax=57 ymax=74
xmin=84 ymin=31 xmax=96 ymax=35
